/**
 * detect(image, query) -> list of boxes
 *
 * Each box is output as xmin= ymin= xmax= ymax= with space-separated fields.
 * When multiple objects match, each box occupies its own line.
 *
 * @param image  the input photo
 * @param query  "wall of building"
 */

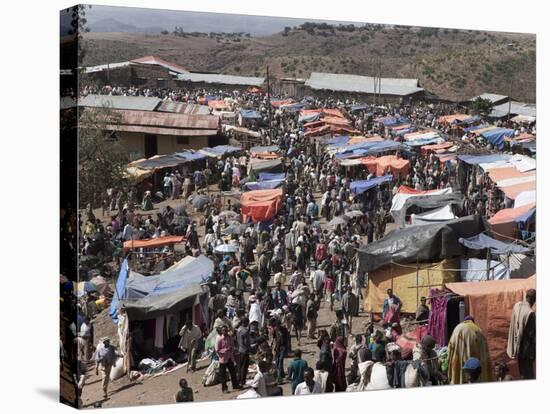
xmin=302 ymin=87 xmax=425 ymax=104
xmin=119 ymin=131 xmax=211 ymax=159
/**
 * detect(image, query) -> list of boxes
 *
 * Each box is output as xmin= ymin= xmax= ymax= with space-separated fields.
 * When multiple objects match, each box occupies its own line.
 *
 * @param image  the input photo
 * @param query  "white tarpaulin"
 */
xmin=460 ymin=258 xmax=510 ymax=282
xmin=409 ymin=204 xmax=457 ymax=226
xmin=514 ymin=190 xmax=536 ymax=208
xmin=390 ymin=188 xmax=453 ymax=221
xmin=508 ymin=155 xmax=536 ymax=173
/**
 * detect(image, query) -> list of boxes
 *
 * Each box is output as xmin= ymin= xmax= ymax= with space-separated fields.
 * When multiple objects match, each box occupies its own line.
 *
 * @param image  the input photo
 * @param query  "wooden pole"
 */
xmin=486 ymin=248 xmax=491 ymax=280
xmin=416 ymin=256 xmax=420 ymax=309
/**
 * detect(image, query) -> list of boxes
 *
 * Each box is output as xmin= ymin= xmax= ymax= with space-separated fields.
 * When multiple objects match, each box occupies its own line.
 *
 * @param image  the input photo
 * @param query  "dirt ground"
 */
xmin=80 ymin=185 xmax=397 ymax=408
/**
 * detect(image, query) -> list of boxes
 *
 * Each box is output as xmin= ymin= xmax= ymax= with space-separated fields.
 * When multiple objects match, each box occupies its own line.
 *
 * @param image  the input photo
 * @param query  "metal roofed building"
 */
xmin=468 ymin=93 xmax=509 ymax=105
xmin=489 ymin=101 xmax=537 ymax=119
xmin=177 ymin=73 xmax=265 ymax=88
xmin=156 ymin=101 xmax=212 ymax=115
xmin=80 ymin=108 xmax=220 ymax=160
xmin=304 ymin=72 xmax=424 ymax=102
xmin=79 ymin=94 xmax=162 ymax=112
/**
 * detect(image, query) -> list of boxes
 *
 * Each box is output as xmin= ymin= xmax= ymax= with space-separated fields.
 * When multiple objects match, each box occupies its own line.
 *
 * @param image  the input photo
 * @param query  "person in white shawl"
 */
xmin=507 ymin=289 xmax=536 ymax=379
xmin=346 ymin=360 xmax=374 ymax=392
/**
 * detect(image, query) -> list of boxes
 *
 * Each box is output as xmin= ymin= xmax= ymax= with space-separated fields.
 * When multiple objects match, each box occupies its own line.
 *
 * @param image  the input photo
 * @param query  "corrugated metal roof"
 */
xmin=470 ymin=93 xmax=509 ymax=104
xmin=79 ymin=94 xmax=161 ymax=111
xmin=490 ymin=101 xmax=536 ymax=118
xmin=156 ymin=101 xmax=211 ymax=115
xmin=131 ymin=55 xmax=189 ymax=74
xmin=177 ymin=73 xmax=265 ymax=87
xmin=106 ymin=124 xmax=218 ymax=137
xmin=84 ymin=61 xmax=132 ymax=74
xmin=305 ymin=72 xmax=423 ymax=96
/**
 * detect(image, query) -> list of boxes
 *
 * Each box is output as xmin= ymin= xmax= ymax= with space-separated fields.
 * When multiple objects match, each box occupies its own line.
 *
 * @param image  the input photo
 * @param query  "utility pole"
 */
xmin=266 ymin=65 xmax=273 ymax=145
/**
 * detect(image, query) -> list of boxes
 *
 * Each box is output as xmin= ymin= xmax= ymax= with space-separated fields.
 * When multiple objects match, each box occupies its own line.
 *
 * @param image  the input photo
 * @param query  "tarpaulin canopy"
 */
xmin=403 ymin=131 xmax=441 ymax=142
xmin=488 ymin=203 xmax=536 ymax=238
xmin=360 ymin=155 xmax=410 ymax=178
xmin=514 ymin=190 xmax=536 ymax=208
xmin=390 ymin=187 xmax=454 ymax=221
xmin=445 ymin=276 xmax=536 ymax=369
xmin=460 ymin=258 xmax=509 ymax=282
xmin=239 ymin=109 xmax=262 ymax=119
xmin=396 ymin=192 xmax=463 ymax=228
xmin=438 ymin=114 xmax=470 ymax=124
xmin=459 ymin=233 xmax=530 ymax=254
xmin=125 ymin=166 xmax=154 ymax=183
xmin=258 ymin=172 xmax=286 ymax=181
xmin=174 ymin=151 xmax=207 ymax=162
xmin=458 ymin=154 xmax=510 ymax=165
xmin=498 ymin=180 xmax=536 ymax=200
xmin=487 ymin=167 xmax=536 ymax=184
xmin=109 ymin=259 xmax=129 ymax=323
xmin=199 ymin=145 xmax=241 ymax=158
xmin=464 ymin=124 xmax=490 ymax=133
xmin=357 ymin=215 xmax=484 ymax=273
xmin=243 ymin=179 xmax=285 ymax=191
xmin=123 ymin=235 xmax=184 ymax=252
xmin=334 ymin=140 xmax=402 ymax=158
xmin=270 ymin=98 xmax=294 ymax=107
xmin=208 ymin=99 xmax=229 ymax=110
xmin=250 ymin=145 xmax=279 ymax=154
xmin=481 ymin=128 xmax=515 ymax=150
xmin=350 ymin=175 xmax=393 ymax=194
xmin=409 ymin=204 xmax=457 ymax=226
xmin=130 ymin=154 xmax=187 ymax=170
xmin=240 ymin=188 xmax=283 ymax=223
xmin=248 ymin=158 xmax=283 ymax=173
xmin=125 ymin=255 xmax=213 ymax=300
xmin=420 ymin=142 xmax=454 ymax=155
xmin=349 ymin=104 xmax=368 ymax=112
xmin=376 ymin=116 xmax=410 ymax=126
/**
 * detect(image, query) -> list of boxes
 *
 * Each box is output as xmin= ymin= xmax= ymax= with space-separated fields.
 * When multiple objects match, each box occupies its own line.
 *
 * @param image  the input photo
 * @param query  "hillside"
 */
xmin=81 ymin=24 xmax=536 ymax=102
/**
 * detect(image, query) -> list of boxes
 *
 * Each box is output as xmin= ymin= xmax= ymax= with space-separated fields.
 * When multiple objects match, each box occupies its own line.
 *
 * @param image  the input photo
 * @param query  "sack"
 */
xmin=202 ymin=360 xmax=220 ymax=387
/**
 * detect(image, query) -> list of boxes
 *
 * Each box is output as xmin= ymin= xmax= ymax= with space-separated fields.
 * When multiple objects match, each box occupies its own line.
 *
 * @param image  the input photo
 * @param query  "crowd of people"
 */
xmin=68 ymin=84 xmax=536 ymax=406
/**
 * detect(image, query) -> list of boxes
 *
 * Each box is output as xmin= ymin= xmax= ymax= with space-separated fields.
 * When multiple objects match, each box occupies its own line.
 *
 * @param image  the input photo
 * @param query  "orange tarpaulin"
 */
xmin=208 ymin=100 xmax=229 ymax=110
xmin=488 ymin=202 xmax=535 ymax=238
xmin=271 ymin=99 xmax=294 ymax=107
xmin=251 ymin=152 xmax=279 ymax=159
xmin=123 ymin=235 xmax=184 ymax=252
xmin=241 ymin=188 xmax=283 ymax=223
xmin=420 ymin=142 xmax=454 ymax=155
xmin=322 ymin=108 xmax=345 ymax=118
xmin=437 ymin=114 xmax=470 ymax=124
xmin=361 ymin=155 xmax=410 ymax=178
xmin=488 ymin=168 xmax=536 ymax=184
xmin=303 ymin=120 xmax=325 ymax=129
xmin=322 ymin=116 xmax=352 ymax=127
xmin=347 ymin=135 xmax=383 ymax=145
xmin=304 ymin=125 xmax=331 ymax=137
xmin=445 ymin=276 xmax=536 ymax=377
xmin=499 ymin=181 xmax=536 ymax=200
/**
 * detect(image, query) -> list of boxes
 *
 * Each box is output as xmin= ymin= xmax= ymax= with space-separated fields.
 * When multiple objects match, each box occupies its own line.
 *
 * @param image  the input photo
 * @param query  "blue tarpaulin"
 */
xmin=298 ymin=113 xmax=321 ymax=123
xmin=244 ymin=179 xmax=285 ymax=191
xmin=280 ymin=102 xmax=308 ymax=112
xmin=109 ymin=259 xmax=129 ymax=323
xmin=404 ymin=138 xmax=441 ymax=147
xmin=259 ymin=172 xmax=286 ymax=181
xmin=350 ymin=175 xmax=393 ymax=194
xmin=327 ymin=135 xmax=350 ymax=146
xmin=175 ymin=151 xmax=207 ymax=162
xmin=335 ymin=140 xmax=402 ymax=158
xmin=457 ymin=154 xmax=510 ymax=165
xmin=459 ymin=233 xmax=530 ymax=254
xmin=481 ymin=128 xmax=515 ymax=150
xmin=378 ymin=116 xmax=410 ymax=126
xmin=350 ymin=104 xmax=368 ymax=112
xmin=515 ymin=207 xmax=536 ymax=224
xmin=240 ymin=109 xmax=262 ymax=119
xmin=463 ymin=124 xmax=489 ymax=133
xmin=395 ymin=127 xmax=416 ymax=136
xmin=125 ymin=256 xmax=213 ymax=300
xmin=205 ymin=95 xmax=220 ymax=101
xmin=200 ymin=145 xmax=241 ymax=157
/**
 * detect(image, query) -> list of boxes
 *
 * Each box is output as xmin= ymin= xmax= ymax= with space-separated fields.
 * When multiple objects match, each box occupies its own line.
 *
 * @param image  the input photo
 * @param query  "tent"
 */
xmin=364 ymin=258 xmax=459 ymax=314
xmin=248 ymin=158 xmax=283 ymax=174
xmin=258 ymin=172 xmax=285 ymax=182
xmin=349 ymin=175 xmax=393 ymax=194
xmin=240 ymin=188 xmax=283 ymax=223
xmin=199 ymin=145 xmax=241 ymax=158
xmin=445 ymin=276 xmax=536 ymax=375
xmin=480 ymin=128 xmax=515 ymax=150
xmin=459 ymin=233 xmax=530 ymax=255
xmin=123 ymin=235 xmax=184 ymax=252
xmin=514 ymin=191 xmax=536 ymax=208
xmin=360 ymin=155 xmax=410 ymax=178
xmin=409 ymin=204 xmax=457 ymax=226
xmin=395 ymin=192 xmax=463 ymax=228
xmin=357 ymin=215 xmax=484 ymax=273
xmin=488 ymin=203 xmax=536 ymax=238
xmin=243 ymin=179 xmax=285 ymax=191
xmin=390 ymin=187 xmax=453 ymax=221
xmin=239 ymin=109 xmax=262 ymax=119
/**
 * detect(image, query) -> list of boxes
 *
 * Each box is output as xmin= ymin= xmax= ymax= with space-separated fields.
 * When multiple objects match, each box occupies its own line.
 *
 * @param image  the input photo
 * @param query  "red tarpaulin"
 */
xmin=420 ymin=142 xmax=454 ymax=155
xmin=123 ymin=235 xmax=184 ymax=252
xmin=240 ymin=188 xmax=283 ymax=223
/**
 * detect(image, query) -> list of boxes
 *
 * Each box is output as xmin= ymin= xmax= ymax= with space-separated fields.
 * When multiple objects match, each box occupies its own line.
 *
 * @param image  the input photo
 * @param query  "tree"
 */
xmin=471 ymin=97 xmax=494 ymax=117
xmin=65 ymin=4 xmax=91 ymax=68
xmin=78 ymin=108 xmax=130 ymax=208
xmin=161 ymin=29 xmax=169 ymax=35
